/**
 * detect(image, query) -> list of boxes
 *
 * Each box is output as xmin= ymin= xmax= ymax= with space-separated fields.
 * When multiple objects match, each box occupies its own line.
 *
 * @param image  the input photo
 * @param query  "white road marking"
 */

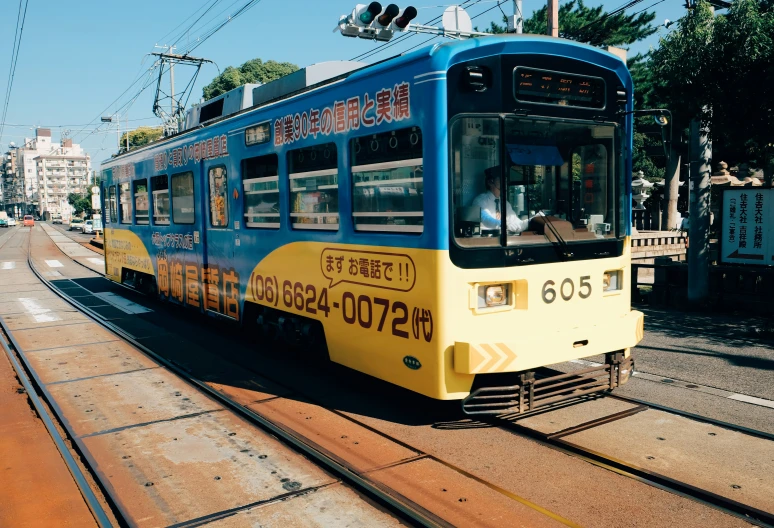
xmin=18 ymin=297 xmax=61 ymax=323
xmin=1 ymin=261 xmax=15 ymax=269
xmin=728 ymin=394 xmax=774 ymax=409
xmin=45 ymin=260 xmax=63 ymax=268
xmin=87 ymin=258 xmax=104 ymax=266
xmin=571 ymin=359 xmax=603 ymax=367
xmin=92 ymin=292 xmax=152 ymax=314
xmin=569 ymin=359 xmax=774 ymax=410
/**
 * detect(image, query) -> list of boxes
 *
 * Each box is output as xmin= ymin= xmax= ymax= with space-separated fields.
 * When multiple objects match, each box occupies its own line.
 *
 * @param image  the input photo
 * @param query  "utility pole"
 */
xmin=508 ymin=0 xmax=523 ymax=33
xmin=151 ymin=47 xmax=212 ymax=136
xmin=548 ymin=0 xmax=559 ymax=36
xmin=687 ymin=117 xmax=711 ymax=303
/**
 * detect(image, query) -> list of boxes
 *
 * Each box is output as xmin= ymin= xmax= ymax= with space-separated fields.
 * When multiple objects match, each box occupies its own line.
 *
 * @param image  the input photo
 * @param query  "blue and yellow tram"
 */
xmin=101 ymin=35 xmax=643 ymax=412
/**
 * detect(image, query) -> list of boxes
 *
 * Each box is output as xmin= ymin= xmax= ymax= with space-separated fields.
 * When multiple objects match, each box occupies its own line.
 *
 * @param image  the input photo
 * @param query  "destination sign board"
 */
xmin=514 ymin=67 xmax=605 ymax=109
xmin=720 ymin=188 xmax=773 ymax=265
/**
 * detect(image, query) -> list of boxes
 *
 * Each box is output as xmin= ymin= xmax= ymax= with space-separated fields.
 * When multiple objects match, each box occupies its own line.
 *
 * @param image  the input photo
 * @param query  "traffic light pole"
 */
xmin=688 ymin=118 xmax=711 ymax=303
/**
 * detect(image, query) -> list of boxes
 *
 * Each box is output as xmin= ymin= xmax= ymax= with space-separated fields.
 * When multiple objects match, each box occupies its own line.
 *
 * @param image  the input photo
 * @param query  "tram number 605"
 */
xmin=542 ymin=276 xmax=591 ymax=303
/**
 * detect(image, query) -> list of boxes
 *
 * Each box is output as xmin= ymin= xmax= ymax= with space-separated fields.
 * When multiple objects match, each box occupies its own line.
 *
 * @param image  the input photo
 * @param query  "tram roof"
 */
xmin=102 ymin=35 xmax=628 ymax=168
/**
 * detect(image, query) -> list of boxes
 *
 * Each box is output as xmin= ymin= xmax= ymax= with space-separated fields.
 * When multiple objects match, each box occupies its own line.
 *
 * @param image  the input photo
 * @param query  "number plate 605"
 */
xmin=542 ymin=276 xmax=591 ymax=304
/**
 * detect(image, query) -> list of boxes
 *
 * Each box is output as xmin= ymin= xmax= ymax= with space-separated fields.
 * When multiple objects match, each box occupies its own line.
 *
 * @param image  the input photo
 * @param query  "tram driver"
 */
xmin=472 ymin=165 xmax=530 ymax=235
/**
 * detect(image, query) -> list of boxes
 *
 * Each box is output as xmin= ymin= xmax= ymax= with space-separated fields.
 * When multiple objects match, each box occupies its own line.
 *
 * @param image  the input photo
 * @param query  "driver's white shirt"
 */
xmin=472 ymin=191 xmax=529 ymax=233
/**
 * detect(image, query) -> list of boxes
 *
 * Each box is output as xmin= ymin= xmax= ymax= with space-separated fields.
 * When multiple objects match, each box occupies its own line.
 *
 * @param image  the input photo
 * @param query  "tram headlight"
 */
xmin=484 ymin=284 xmax=507 ymax=307
xmin=603 ymin=270 xmax=622 ymax=292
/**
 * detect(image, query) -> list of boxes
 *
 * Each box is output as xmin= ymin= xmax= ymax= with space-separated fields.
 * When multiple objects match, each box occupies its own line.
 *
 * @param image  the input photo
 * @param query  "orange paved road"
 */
xmin=0 ymin=347 xmax=97 ymax=528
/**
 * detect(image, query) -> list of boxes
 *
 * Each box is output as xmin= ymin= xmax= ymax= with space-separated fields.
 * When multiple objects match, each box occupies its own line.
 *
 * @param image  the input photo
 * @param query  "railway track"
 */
xmin=29 ymin=224 xmax=774 ymax=527
xmin=9 ymin=224 xmax=578 ymax=526
xmin=489 ymin=372 xmax=774 ymax=528
xmin=2 ymin=227 xmax=433 ymax=527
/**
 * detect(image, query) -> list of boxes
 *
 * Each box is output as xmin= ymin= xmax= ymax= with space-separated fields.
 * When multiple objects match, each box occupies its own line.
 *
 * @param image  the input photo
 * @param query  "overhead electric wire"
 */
xmin=71 ymin=60 xmax=163 ymax=144
xmin=397 ymin=0 xmax=507 ymax=56
xmin=77 ymin=63 xmax=162 ymax=145
xmin=629 ymin=0 xmax=668 ymax=18
xmin=354 ymin=0 xmax=506 ymax=63
xmin=181 ymin=0 xmax=266 ymax=56
xmin=0 ymin=0 xmax=30 ymax=148
xmin=577 ymin=0 xmax=649 ymax=32
xmin=349 ymin=0 xmax=481 ymax=63
xmin=168 ymin=0 xmax=224 ymax=50
xmin=156 ymin=0 xmax=222 ymax=48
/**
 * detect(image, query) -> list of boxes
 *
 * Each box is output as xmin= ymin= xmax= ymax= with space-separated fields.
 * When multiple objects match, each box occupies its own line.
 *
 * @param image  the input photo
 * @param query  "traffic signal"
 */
xmin=393 ymin=6 xmax=417 ymax=29
xmin=339 ymin=4 xmax=417 ymax=41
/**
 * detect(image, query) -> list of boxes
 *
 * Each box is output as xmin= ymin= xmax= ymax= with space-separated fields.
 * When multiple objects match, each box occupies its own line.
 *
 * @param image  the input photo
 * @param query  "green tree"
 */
xmin=486 ymin=0 xmax=657 ymax=47
xmin=67 ymin=192 xmax=91 ymax=216
xmin=202 ymin=58 xmax=299 ymax=101
xmin=649 ymin=0 xmax=774 ymax=178
xmin=119 ymin=126 xmax=164 ymax=152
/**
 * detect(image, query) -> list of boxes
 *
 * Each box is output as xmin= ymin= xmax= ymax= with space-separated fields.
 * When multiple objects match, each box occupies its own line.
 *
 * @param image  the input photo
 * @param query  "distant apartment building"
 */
xmin=2 ymin=128 xmax=91 ymax=218
xmin=2 ymin=148 xmax=22 ymax=217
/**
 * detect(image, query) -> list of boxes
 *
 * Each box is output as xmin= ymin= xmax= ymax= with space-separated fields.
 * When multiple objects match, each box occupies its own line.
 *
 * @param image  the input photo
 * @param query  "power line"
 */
xmin=397 ymin=0 xmax=507 ymax=55
xmin=355 ymin=0 xmax=505 ymax=63
xmin=0 ymin=0 xmax=30 ymax=148
xmin=629 ymin=0 xmax=667 ymax=18
xmin=169 ymin=0 xmax=224 ymax=50
xmin=182 ymin=0 xmax=266 ymax=56
xmin=0 ymin=118 xmax=159 ymax=129
xmin=350 ymin=0 xmax=482 ymax=63
xmin=156 ymin=0 xmax=222 ymax=47
xmin=578 ymin=0 xmax=649 ymax=32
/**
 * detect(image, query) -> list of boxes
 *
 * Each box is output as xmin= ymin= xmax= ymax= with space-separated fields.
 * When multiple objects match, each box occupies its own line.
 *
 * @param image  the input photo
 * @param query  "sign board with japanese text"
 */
xmin=720 ymin=188 xmax=774 ymax=265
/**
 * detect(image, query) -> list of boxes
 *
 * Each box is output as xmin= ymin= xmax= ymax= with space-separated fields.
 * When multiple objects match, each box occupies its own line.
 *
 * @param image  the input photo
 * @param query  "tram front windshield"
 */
xmin=451 ymin=116 xmax=622 ymax=250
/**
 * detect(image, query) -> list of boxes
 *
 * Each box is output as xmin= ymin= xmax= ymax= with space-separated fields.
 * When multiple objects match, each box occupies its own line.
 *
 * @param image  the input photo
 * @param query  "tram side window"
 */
xmin=350 ymin=127 xmax=423 ymax=233
xmin=208 ymin=165 xmax=229 ymax=228
xmin=118 ymin=182 xmax=132 ymax=224
xmin=288 ymin=143 xmax=339 ymax=230
xmin=242 ymin=154 xmax=279 ymax=228
xmin=134 ymin=179 xmax=149 ymax=225
xmin=107 ymin=185 xmax=117 ymax=224
xmin=171 ymin=171 xmax=195 ymax=225
xmin=151 ymin=175 xmax=170 ymax=225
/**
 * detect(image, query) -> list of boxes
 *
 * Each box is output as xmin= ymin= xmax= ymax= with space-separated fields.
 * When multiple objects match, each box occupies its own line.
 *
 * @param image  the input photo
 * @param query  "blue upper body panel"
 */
xmin=102 ymin=36 xmax=634 ymax=260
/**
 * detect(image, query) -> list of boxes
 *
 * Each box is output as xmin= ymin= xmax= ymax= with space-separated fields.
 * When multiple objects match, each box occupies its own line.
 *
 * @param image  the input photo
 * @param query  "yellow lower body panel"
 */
xmin=453 ymin=310 xmax=644 ymax=375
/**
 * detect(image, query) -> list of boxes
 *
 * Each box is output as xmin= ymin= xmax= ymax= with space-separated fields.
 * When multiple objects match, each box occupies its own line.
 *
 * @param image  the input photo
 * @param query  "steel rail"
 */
xmin=0 ymin=336 xmax=115 ymax=528
xmin=488 ymin=369 xmax=774 ymax=528
xmin=35 ymin=224 xmax=583 ymax=527
xmin=0 ymin=318 xmax=114 ymax=527
xmin=537 ymin=366 xmax=774 ymax=442
xmin=493 ymin=413 xmax=774 ymax=528
xmin=24 ymin=227 xmax=449 ymax=528
xmin=39 ymin=223 xmax=772 ymax=527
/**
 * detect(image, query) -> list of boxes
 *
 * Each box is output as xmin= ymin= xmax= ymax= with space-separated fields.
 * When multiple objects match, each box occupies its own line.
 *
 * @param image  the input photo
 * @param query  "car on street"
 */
xmin=0 ymin=218 xmax=7 ymax=228
xmin=82 ymin=219 xmax=94 ymax=234
xmin=51 ymin=214 xmax=63 ymax=224
xmin=69 ymin=218 xmax=84 ymax=231
xmin=22 ymin=215 xmax=34 ymax=227
xmin=7 ymin=217 xmax=17 ymax=227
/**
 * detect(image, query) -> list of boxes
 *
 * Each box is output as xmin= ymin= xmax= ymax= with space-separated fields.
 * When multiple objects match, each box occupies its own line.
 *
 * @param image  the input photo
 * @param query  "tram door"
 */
xmin=199 ymin=159 xmax=238 ymax=321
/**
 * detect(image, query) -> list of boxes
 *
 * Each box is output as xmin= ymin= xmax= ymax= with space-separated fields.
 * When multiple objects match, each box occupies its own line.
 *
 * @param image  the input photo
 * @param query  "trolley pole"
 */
xmin=687 ymin=117 xmax=711 ymax=303
xmin=547 ymin=0 xmax=559 ymax=36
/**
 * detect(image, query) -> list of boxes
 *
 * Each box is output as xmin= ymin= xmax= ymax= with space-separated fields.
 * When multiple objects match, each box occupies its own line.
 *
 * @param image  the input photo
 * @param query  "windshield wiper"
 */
xmin=536 ymin=211 xmax=574 ymax=259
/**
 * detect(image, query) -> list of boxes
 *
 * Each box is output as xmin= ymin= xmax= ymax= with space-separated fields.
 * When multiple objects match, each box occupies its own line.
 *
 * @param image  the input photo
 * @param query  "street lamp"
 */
xmin=101 ymin=115 xmax=123 ymax=153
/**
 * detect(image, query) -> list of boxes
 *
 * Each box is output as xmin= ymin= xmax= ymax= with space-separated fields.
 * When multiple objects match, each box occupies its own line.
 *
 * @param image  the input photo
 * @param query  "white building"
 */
xmin=14 ymin=128 xmax=91 ymax=218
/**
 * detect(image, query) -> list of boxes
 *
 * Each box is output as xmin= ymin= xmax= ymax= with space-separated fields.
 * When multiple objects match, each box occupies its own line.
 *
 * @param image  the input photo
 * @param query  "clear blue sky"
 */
xmin=0 ymin=0 xmax=691 ymax=167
